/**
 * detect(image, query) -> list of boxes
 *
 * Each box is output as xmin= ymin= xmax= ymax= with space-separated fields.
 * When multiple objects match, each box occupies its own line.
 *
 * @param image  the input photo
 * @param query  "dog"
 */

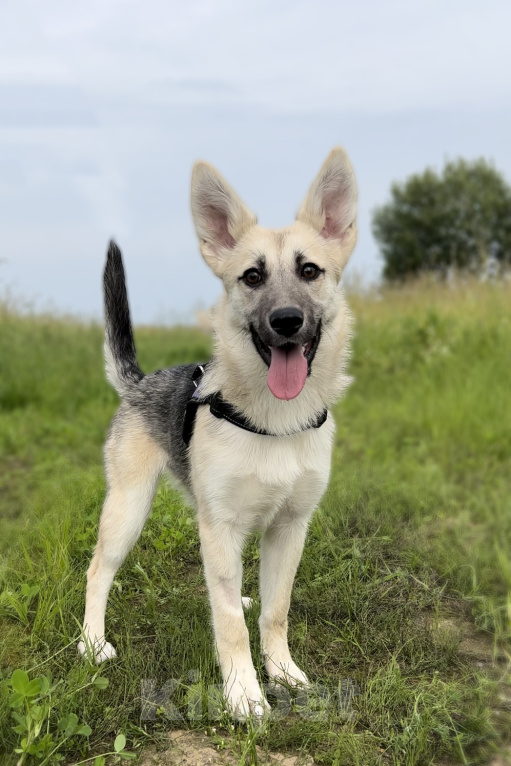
xmin=78 ymin=147 xmax=357 ymax=717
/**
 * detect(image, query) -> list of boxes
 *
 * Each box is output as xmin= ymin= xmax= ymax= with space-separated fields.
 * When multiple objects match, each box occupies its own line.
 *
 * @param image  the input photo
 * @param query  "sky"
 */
xmin=1 ymin=0 xmax=511 ymax=323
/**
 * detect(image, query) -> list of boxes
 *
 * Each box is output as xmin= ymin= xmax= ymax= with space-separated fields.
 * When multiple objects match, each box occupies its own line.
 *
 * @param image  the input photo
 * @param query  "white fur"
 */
xmin=190 ymin=414 xmax=334 ymax=711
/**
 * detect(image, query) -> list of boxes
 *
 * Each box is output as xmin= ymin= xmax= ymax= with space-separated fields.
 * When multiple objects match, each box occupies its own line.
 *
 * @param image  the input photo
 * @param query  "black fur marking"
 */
xmin=132 ymin=364 xmax=201 ymax=490
xmin=238 ymin=256 xmax=267 ymax=287
xmin=250 ymin=325 xmax=271 ymax=366
xmin=295 ymin=252 xmax=324 ymax=279
xmin=305 ymin=320 xmax=321 ymax=375
xmin=104 ymin=241 xmax=144 ymax=387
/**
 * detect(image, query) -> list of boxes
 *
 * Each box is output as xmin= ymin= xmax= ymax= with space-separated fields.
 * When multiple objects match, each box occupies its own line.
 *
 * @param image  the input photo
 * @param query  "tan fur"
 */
xmin=202 ymin=227 xmax=353 ymax=436
xmin=80 ymin=147 xmax=357 ymax=719
xmin=78 ymin=413 xmax=167 ymax=663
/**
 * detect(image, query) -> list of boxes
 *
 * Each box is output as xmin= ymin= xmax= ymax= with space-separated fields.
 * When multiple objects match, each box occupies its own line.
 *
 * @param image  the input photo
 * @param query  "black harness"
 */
xmin=182 ymin=363 xmax=328 ymax=445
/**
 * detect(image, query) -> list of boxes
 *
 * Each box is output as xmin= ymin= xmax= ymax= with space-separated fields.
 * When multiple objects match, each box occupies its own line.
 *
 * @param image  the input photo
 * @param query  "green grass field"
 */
xmin=1 ymin=279 xmax=510 ymax=765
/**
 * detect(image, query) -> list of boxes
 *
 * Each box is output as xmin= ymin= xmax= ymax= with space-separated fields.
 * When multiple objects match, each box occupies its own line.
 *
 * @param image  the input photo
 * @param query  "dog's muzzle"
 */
xmin=250 ymin=322 xmax=321 ymax=401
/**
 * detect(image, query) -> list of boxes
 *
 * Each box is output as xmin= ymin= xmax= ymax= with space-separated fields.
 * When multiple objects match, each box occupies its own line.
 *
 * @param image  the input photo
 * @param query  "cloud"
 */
xmin=1 ymin=0 xmax=510 ymax=113
xmin=0 ymin=0 xmax=510 ymax=321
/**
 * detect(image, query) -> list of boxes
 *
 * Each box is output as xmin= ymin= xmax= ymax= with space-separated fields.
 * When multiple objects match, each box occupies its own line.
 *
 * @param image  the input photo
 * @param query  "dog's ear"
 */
xmin=296 ymin=147 xmax=357 ymax=273
xmin=191 ymin=162 xmax=257 ymax=277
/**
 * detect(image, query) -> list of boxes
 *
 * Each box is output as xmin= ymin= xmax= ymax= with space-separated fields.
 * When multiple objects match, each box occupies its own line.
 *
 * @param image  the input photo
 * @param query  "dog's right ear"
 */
xmin=191 ymin=162 xmax=257 ymax=278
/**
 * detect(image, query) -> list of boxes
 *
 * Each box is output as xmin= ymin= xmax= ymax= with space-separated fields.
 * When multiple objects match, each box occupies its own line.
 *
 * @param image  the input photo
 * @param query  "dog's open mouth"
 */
xmin=250 ymin=324 xmax=321 ymax=401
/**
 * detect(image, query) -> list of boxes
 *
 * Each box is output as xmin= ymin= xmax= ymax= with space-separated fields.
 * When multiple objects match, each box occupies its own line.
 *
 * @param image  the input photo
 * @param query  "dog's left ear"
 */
xmin=191 ymin=162 xmax=257 ymax=278
xmin=296 ymin=147 xmax=358 ymax=275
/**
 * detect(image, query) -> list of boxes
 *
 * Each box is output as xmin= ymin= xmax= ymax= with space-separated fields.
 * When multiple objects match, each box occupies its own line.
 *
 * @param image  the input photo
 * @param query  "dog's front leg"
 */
xmin=198 ymin=515 xmax=269 ymax=718
xmin=259 ymin=511 xmax=311 ymax=686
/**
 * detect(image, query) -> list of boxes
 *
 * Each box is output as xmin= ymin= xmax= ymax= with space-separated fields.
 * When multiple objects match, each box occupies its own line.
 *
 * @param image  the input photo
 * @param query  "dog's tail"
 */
xmin=103 ymin=241 xmax=144 ymax=399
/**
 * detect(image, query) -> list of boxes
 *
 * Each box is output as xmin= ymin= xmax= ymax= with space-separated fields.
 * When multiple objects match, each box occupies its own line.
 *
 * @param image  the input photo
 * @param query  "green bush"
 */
xmin=372 ymin=159 xmax=511 ymax=279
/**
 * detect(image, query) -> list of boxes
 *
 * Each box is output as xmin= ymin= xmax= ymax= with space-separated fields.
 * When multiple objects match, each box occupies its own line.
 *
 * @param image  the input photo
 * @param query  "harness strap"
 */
xmin=182 ymin=363 xmax=328 ymax=446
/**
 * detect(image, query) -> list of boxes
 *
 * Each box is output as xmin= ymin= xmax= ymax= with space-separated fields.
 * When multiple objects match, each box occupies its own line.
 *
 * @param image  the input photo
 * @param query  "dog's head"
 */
xmin=191 ymin=149 xmax=357 ymax=401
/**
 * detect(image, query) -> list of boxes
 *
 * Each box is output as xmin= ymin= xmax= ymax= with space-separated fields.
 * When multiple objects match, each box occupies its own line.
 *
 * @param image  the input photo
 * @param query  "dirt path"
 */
xmin=139 ymin=729 xmax=314 ymax=766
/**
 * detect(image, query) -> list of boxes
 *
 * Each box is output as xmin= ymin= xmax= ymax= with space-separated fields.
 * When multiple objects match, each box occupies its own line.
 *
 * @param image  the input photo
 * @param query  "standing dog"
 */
xmin=79 ymin=148 xmax=357 ymax=717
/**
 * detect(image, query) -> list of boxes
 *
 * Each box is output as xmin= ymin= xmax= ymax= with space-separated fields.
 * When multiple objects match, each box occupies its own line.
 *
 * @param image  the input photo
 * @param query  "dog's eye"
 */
xmin=301 ymin=263 xmax=320 ymax=280
xmin=242 ymin=269 xmax=262 ymax=286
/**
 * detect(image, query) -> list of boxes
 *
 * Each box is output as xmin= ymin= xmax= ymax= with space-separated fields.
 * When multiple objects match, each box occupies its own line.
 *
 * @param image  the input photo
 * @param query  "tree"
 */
xmin=372 ymin=159 xmax=511 ymax=280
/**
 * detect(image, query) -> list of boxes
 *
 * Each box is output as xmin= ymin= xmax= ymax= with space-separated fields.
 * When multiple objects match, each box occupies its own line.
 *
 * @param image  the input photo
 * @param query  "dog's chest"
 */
xmin=189 ymin=410 xmax=334 ymax=529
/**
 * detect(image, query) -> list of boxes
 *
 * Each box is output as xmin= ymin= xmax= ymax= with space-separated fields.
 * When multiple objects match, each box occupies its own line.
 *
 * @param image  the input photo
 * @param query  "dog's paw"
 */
xmin=266 ymin=658 xmax=308 ymax=687
xmin=225 ymin=678 xmax=270 ymax=720
xmin=78 ymin=638 xmax=117 ymax=664
xmin=241 ymin=596 xmax=253 ymax=610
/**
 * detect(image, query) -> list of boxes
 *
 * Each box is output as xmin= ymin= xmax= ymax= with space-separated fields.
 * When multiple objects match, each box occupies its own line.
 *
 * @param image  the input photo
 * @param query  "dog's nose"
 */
xmin=269 ymin=307 xmax=304 ymax=338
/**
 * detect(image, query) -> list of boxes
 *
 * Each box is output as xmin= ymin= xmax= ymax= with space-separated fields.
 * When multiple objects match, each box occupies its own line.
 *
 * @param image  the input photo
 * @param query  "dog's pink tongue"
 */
xmin=267 ymin=345 xmax=308 ymax=400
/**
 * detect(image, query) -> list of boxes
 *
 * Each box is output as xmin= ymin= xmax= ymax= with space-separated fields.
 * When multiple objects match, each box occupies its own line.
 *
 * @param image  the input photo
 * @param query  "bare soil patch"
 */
xmin=139 ymin=730 xmax=314 ymax=766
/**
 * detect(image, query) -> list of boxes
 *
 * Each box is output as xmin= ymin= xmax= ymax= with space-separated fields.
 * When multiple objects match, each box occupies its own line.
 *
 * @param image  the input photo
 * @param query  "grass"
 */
xmin=1 ymin=277 xmax=510 ymax=765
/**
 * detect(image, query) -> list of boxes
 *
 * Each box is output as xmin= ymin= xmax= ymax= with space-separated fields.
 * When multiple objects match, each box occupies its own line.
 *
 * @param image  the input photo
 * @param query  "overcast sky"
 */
xmin=1 ymin=0 xmax=510 ymax=323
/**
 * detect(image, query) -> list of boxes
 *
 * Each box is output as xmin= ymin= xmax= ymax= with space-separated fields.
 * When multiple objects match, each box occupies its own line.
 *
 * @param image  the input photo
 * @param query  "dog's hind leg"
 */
xmin=78 ymin=412 xmax=166 ymax=663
